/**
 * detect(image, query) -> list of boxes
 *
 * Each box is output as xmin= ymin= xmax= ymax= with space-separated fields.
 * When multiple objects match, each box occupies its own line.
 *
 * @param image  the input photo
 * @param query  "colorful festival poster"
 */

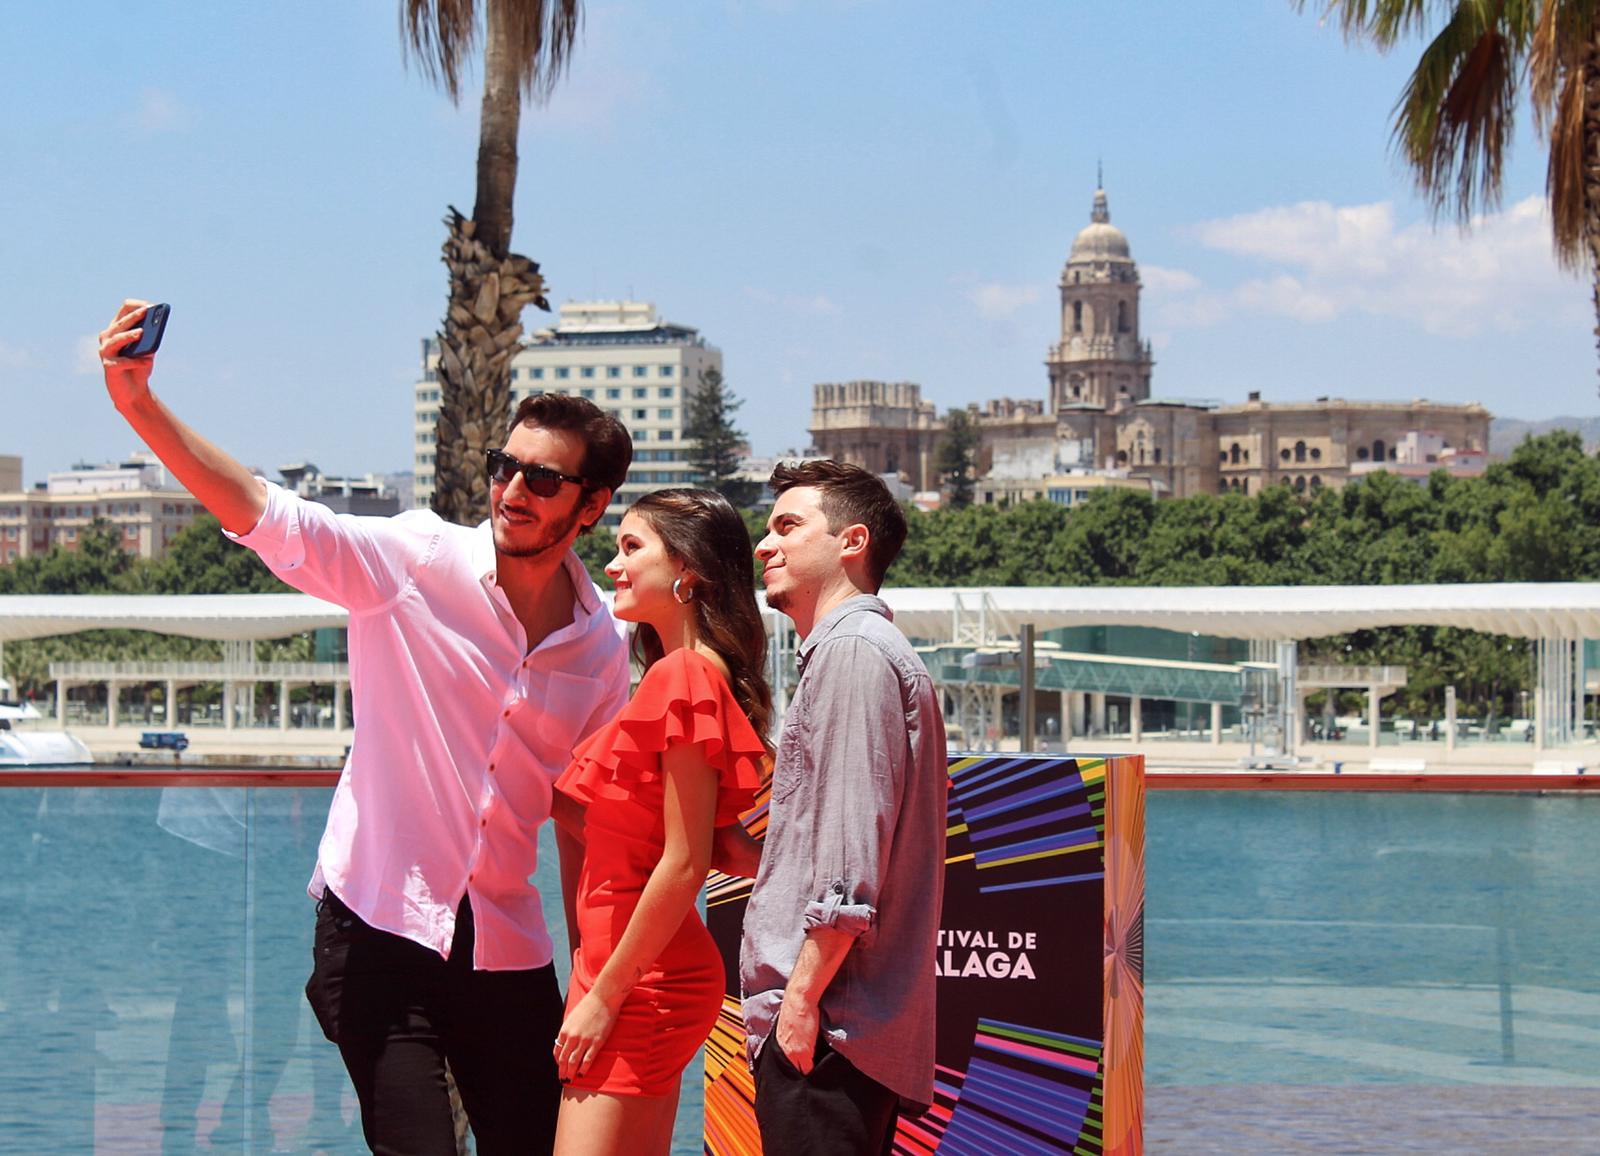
xmin=705 ymin=753 xmax=1145 ymax=1155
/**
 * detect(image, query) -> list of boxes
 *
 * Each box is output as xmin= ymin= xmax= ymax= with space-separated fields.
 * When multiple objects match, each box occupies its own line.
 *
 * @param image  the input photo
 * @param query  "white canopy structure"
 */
xmin=0 ymin=594 xmax=348 ymax=643
xmin=875 ymin=583 xmax=1600 ymax=644
xmin=1 ymin=584 xmax=1594 ymax=752
xmin=4 ymin=583 xmax=1600 ymax=643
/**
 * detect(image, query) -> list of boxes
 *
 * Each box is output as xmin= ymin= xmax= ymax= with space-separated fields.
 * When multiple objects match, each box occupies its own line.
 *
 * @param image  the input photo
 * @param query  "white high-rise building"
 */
xmin=413 ymin=301 xmax=721 ymax=524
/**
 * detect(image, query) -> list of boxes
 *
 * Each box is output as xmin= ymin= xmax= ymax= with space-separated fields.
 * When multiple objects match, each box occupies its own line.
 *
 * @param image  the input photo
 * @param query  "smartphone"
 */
xmin=119 ymin=303 xmax=171 ymax=358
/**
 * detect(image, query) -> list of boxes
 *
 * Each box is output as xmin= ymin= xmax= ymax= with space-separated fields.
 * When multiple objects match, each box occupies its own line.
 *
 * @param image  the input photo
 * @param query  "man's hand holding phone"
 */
xmin=99 ymin=300 xmax=169 ymax=412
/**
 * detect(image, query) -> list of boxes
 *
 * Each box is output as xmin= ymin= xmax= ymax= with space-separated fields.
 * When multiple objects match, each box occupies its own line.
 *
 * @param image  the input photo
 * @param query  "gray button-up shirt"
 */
xmin=740 ymin=594 xmax=947 ymax=1107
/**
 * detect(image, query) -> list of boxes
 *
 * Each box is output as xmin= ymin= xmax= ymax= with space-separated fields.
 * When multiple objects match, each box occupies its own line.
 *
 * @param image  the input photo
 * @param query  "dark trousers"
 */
xmin=305 ymin=892 xmax=563 ymax=1156
xmin=753 ymin=1026 xmax=899 ymax=1156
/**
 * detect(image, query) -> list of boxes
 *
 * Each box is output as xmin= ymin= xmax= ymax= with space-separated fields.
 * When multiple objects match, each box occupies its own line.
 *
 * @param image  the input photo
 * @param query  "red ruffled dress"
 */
xmin=554 ymin=647 xmax=765 ymax=1096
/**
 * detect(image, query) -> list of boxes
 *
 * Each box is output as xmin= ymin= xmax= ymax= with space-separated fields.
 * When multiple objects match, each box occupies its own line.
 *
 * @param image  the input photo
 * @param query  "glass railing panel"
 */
xmin=0 ymin=779 xmax=713 ymax=1155
xmin=1147 ymin=790 xmax=1600 ymax=1151
xmin=0 ymin=782 xmax=357 ymax=1155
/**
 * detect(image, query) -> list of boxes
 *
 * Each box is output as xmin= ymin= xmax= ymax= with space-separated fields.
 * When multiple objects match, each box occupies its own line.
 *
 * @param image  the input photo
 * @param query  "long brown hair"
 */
xmin=627 ymin=489 xmax=773 ymax=750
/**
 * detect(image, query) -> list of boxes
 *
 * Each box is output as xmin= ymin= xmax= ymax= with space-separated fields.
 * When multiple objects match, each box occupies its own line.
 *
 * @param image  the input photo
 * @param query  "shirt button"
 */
xmin=503 ymin=709 xmax=510 ymax=718
xmin=831 ymin=882 xmax=844 ymax=895
xmin=481 ymin=818 xmax=488 ymax=827
xmin=488 ymin=763 xmax=496 ymax=773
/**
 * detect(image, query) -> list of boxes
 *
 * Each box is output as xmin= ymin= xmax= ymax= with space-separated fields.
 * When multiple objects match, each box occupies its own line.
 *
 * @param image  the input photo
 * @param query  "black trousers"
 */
xmin=753 ymin=1024 xmax=899 ymax=1156
xmin=305 ymin=891 xmax=563 ymax=1156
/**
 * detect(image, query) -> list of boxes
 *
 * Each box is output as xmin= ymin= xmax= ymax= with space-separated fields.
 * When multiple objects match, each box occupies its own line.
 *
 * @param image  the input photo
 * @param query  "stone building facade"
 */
xmin=810 ymin=186 xmax=1491 ymax=499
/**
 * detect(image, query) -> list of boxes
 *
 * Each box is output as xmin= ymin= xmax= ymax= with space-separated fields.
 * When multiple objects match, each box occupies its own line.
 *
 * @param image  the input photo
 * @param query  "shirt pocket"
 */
xmin=523 ymin=670 xmax=604 ymax=758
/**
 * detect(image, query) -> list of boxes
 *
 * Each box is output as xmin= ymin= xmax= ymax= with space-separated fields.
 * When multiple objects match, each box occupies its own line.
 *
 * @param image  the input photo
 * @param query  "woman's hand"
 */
xmin=553 ymin=990 xmax=620 ymax=1084
xmin=99 ymin=300 xmax=158 ymax=410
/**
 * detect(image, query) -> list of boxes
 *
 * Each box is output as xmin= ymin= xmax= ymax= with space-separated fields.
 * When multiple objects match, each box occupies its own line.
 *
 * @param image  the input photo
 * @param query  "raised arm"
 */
xmin=99 ymin=299 xmax=266 ymax=535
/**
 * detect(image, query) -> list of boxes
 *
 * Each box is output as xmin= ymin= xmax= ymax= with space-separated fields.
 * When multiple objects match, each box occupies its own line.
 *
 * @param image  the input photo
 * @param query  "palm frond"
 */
xmin=1545 ymin=63 xmax=1589 ymax=266
xmin=401 ymin=0 xmax=581 ymax=104
xmin=1298 ymin=0 xmax=1433 ymax=48
xmin=403 ymin=0 xmax=480 ymax=104
xmin=1391 ymin=4 xmax=1525 ymax=220
xmin=1530 ymin=0 xmax=1599 ymax=120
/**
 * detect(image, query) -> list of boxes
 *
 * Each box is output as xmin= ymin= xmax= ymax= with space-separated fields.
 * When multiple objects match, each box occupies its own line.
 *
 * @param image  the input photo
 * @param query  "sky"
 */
xmin=3 ymin=0 xmax=1593 ymax=487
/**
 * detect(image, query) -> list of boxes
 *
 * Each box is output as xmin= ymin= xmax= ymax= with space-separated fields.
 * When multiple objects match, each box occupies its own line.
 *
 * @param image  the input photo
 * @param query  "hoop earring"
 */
xmin=672 ymin=577 xmax=694 ymax=604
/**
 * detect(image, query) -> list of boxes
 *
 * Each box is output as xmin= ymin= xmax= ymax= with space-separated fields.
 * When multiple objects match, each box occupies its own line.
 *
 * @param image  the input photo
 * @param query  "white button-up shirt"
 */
xmin=234 ymin=482 xmax=629 ymax=970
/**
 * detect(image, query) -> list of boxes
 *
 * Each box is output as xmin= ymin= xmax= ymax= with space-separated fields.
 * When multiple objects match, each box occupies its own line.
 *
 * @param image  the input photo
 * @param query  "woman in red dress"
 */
xmin=550 ymin=488 xmax=770 ymax=1155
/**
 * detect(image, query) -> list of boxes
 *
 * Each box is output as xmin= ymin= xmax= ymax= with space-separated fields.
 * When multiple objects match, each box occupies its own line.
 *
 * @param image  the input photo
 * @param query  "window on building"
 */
xmin=1294 ymin=476 xmax=1307 ymax=493
xmin=659 ymin=386 xmax=674 ymax=398
xmin=556 ymin=367 xmax=570 ymax=379
xmin=1280 ymin=447 xmax=1291 ymax=462
xmin=1073 ymin=301 xmax=1083 ymax=333
xmin=1310 ymin=475 xmax=1323 ymax=490
xmin=1153 ymin=447 xmax=1162 ymax=464
xmin=633 ymin=409 xmax=648 ymax=420
xmin=531 ymin=368 xmax=545 ymax=380
xmin=633 ymin=387 xmax=648 ymax=398
xmin=1117 ymin=301 xmax=1128 ymax=333
xmin=607 ymin=366 xmax=621 ymax=378
xmin=1229 ymin=443 xmax=1241 ymax=465
xmin=1295 ymin=440 xmax=1307 ymax=463
xmin=606 ymin=388 xmax=621 ymax=400
xmin=659 ymin=366 xmax=674 ymax=377
xmin=580 ymin=367 xmax=595 ymax=378
xmin=1311 ymin=447 xmax=1322 ymax=461
xmin=1372 ymin=439 xmax=1386 ymax=462
xmin=1357 ymin=447 xmax=1370 ymax=461
xmin=634 ymin=366 xmax=649 ymax=378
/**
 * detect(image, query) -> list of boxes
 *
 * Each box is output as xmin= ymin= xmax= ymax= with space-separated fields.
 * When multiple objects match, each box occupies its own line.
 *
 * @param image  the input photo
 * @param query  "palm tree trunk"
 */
xmin=476 ymin=0 xmax=522 ymax=258
xmin=429 ymin=2 xmax=551 ymax=527
xmin=429 ymin=209 xmax=548 ymax=525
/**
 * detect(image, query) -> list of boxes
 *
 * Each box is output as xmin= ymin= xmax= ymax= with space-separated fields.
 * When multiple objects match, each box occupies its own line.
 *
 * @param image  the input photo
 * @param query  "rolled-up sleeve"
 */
xmin=796 ymin=635 xmax=907 ymax=944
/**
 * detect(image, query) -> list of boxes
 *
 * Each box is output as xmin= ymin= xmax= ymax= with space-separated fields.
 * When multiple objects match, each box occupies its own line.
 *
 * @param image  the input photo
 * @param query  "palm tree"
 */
xmin=402 ymin=0 xmax=583 ymax=524
xmin=1302 ymin=1 xmax=1600 ymax=382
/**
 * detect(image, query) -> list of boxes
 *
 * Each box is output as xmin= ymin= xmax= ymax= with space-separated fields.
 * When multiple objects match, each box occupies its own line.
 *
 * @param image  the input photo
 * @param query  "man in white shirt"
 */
xmin=99 ymin=300 xmax=632 ymax=1155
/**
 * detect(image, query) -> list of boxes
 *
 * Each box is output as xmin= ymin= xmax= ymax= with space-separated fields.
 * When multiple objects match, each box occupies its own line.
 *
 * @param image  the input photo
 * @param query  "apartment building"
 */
xmin=414 ymin=301 xmax=720 ymax=523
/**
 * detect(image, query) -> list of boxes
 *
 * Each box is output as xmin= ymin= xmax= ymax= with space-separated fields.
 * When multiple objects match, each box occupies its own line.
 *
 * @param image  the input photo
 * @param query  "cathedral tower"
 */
xmin=1047 ymin=185 xmax=1154 ymax=413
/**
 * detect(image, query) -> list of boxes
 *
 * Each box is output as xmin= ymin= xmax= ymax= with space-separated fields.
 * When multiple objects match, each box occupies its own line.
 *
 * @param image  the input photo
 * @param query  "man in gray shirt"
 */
xmin=742 ymin=460 xmax=947 ymax=1155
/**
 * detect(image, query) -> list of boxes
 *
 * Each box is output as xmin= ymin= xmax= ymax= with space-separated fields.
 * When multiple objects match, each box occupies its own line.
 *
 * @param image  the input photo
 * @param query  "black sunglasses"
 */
xmin=485 ymin=449 xmax=589 ymax=497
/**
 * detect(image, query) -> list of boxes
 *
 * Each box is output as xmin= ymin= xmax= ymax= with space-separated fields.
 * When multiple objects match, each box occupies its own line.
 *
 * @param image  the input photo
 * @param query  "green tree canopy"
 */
xmin=935 ymin=407 xmax=980 ymax=509
xmin=685 ymin=368 xmax=759 ymax=506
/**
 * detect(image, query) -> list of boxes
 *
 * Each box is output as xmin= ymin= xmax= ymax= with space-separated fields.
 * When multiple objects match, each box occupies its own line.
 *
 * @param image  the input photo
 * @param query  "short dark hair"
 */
xmin=510 ymin=394 xmax=633 ymax=494
xmin=768 ymin=459 xmax=907 ymax=590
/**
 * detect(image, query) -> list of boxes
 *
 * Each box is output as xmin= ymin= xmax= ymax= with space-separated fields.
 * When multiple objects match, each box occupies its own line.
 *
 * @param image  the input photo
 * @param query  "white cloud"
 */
xmin=131 ymin=88 xmax=190 ymax=134
xmin=1139 ymin=264 xmax=1202 ymax=294
xmin=0 ymin=339 xmax=31 ymax=371
xmin=742 ymin=286 xmax=839 ymax=316
xmin=1158 ymin=196 xmax=1582 ymax=337
xmin=967 ymin=282 xmax=1039 ymax=321
xmin=74 ymin=334 xmax=101 ymax=375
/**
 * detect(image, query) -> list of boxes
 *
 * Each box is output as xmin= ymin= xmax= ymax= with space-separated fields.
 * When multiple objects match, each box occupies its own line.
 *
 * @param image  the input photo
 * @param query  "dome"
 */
xmin=1068 ymin=187 xmax=1131 ymax=262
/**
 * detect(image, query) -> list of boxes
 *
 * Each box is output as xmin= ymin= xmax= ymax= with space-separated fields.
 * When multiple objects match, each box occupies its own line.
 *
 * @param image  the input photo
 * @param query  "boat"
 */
xmin=0 ymin=694 xmax=93 ymax=767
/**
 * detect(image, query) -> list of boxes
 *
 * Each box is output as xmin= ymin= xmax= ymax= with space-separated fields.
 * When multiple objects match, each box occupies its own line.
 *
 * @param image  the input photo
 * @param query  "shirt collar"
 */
xmin=470 ymin=520 xmax=602 ymax=618
xmin=795 ymin=593 xmax=893 ymax=673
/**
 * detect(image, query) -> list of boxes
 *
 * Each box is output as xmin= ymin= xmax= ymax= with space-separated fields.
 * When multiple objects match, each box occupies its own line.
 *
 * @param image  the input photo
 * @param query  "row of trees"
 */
xmin=6 ymin=433 xmax=1593 ymax=720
